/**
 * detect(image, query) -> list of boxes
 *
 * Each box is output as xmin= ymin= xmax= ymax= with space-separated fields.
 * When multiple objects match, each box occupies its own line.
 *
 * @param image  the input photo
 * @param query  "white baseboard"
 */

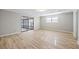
xmin=0 ymin=32 xmax=21 ymax=37
xmin=40 ymin=28 xmax=73 ymax=34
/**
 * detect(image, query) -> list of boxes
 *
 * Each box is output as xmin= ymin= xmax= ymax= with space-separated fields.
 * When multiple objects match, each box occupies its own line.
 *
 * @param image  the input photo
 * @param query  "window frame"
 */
xmin=46 ymin=17 xmax=58 ymax=23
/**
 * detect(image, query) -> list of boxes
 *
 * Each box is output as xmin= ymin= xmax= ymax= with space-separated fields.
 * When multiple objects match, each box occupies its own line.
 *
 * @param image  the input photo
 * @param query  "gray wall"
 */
xmin=40 ymin=12 xmax=73 ymax=33
xmin=0 ymin=10 xmax=21 ymax=36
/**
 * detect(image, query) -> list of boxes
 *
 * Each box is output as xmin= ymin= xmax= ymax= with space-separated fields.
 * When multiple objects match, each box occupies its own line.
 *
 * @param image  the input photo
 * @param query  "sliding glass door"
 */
xmin=21 ymin=16 xmax=34 ymax=32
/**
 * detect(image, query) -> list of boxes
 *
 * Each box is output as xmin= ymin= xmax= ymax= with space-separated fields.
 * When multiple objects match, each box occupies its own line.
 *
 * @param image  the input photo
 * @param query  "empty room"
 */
xmin=0 ymin=9 xmax=78 ymax=49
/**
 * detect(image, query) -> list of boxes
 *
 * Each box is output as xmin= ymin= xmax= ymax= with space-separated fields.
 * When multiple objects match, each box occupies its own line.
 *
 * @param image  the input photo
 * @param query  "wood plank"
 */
xmin=0 ymin=30 xmax=78 ymax=49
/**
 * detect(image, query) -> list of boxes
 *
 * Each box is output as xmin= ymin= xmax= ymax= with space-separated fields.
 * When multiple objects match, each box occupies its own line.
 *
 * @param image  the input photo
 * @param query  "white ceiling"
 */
xmin=4 ymin=9 xmax=73 ymax=17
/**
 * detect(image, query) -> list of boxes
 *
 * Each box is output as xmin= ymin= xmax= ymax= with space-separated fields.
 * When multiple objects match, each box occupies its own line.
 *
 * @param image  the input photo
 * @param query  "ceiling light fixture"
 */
xmin=36 ymin=9 xmax=46 ymax=12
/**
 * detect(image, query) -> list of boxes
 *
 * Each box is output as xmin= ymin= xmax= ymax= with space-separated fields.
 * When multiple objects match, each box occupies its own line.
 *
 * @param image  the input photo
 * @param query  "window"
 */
xmin=46 ymin=17 xmax=58 ymax=23
xmin=51 ymin=17 xmax=58 ymax=23
xmin=46 ymin=18 xmax=51 ymax=23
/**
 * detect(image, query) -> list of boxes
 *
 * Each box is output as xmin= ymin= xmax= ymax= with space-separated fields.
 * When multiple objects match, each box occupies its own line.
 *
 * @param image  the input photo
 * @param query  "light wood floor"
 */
xmin=0 ymin=30 xmax=78 ymax=49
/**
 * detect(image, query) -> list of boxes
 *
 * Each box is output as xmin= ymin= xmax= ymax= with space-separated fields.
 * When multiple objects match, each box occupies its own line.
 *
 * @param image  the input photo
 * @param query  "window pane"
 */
xmin=46 ymin=18 xmax=51 ymax=23
xmin=51 ymin=17 xmax=58 ymax=23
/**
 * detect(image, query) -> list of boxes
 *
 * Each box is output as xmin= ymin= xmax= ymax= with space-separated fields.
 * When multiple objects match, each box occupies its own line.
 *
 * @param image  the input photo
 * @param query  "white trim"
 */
xmin=0 ymin=32 xmax=21 ymax=37
xmin=40 ymin=28 xmax=73 ymax=34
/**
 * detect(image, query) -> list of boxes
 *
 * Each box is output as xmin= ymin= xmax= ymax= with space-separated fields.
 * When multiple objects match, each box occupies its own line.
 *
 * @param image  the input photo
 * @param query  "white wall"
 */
xmin=34 ymin=17 xmax=40 ymax=30
xmin=78 ymin=10 xmax=79 ymax=40
xmin=0 ymin=10 xmax=21 ymax=36
xmin=73 ymin=10 xmax=78 ymax=39
xmin=40 ymin=12 xmax=73 ymax=33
